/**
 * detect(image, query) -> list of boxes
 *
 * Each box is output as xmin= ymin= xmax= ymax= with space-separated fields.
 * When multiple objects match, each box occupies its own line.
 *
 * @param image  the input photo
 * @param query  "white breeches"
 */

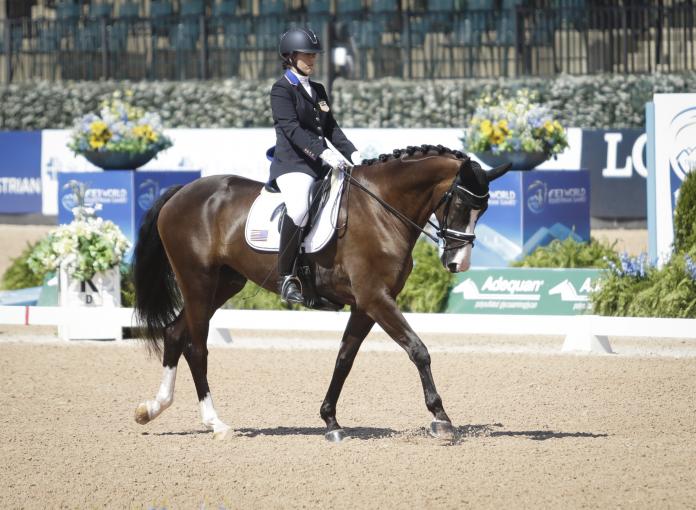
xmin=276 ymin=172 xmax=314 ymax=227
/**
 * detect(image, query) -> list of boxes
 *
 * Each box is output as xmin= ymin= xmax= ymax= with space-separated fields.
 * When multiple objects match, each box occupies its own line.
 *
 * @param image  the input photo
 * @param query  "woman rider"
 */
xmin=270 ymin=27 xmax=362 ymax=306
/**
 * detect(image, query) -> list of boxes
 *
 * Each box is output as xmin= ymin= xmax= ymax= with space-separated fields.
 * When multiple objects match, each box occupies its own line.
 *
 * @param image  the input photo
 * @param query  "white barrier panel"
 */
xmin=2 ymin=307 xmax=695 ymax=353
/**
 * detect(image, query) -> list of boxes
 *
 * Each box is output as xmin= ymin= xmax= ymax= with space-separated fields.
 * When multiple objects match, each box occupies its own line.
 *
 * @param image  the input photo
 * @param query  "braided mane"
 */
xmin=361 ymin=144 xmax=467 ymax=166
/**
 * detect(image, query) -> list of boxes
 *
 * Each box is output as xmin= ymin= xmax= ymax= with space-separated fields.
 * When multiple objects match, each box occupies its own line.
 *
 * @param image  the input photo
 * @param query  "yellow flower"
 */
xmin=544 ymin=120 xmax=554 ymax=135
xmin=491 ymin=128 xmax=505 ymax=145
xmin=497 ymin=119 xmax=509 ymax=135
xmin=133 ymin=124 xmax=158 ymax=142
xmin=480 ymin=119 xmax=493 ymax=136
xmin=90 ymin=120 xmax=108 ymax=135
xmin=553 ymin=120 xmax=562 ymax=130
xmin=89 ymin=136 xmax=105 ymax=149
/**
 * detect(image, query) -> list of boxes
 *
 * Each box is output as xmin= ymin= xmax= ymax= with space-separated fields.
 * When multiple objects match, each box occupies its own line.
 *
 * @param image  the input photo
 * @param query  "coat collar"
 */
xmin=284 ymin=69 xmax=317 ymax=104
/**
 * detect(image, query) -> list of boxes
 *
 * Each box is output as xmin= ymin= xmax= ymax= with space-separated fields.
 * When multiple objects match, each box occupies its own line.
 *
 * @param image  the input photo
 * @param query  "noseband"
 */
xmin=343 ymin=169 xmax=488 ymax=247
xmin=430 ymin=177 xmax=489 ymax=250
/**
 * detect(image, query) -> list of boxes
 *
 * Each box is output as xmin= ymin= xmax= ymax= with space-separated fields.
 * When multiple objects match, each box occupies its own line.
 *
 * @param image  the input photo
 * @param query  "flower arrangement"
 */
xmin=27 ymin=204 xmax=130 ymax=282
xmin=68 ymin=90 xmax=172 ymax=159
xmin=604 ymin=252 xmax=652 ymax=280
xmin=462 ymin=89 xmax=569 ymax=156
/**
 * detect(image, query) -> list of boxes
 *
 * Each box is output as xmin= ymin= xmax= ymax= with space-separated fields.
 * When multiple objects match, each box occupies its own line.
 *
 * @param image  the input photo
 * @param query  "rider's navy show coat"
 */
xmin=269 ymin=70 xmax=356 ymax=182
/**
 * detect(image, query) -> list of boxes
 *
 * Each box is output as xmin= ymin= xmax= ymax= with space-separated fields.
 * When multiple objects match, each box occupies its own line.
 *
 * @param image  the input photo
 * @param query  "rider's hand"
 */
xmin=320 ymin=148 xmax=347 ymax=171
xmin=351 ymin=151 xmax=363 ymax=166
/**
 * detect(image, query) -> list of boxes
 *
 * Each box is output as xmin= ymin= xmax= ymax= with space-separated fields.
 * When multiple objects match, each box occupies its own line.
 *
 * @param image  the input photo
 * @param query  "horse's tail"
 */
xmin=132 ymin=185 xmax=183 ymax=355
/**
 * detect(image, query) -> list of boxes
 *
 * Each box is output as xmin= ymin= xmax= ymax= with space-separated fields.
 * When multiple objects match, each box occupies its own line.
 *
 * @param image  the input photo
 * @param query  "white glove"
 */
xmin=351 ymin=150 xmax=363 ymax=166
xmin=320 ymin=148 xmax=346 ymax=171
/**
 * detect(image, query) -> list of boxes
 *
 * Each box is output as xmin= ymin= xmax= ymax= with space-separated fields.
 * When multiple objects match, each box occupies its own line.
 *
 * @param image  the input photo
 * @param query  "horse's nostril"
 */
xmin=447 ymin=263 xmax=458 ymax=273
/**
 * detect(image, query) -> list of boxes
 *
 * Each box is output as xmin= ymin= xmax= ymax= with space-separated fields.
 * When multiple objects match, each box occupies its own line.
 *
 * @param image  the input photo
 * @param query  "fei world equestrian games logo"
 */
xmin=60 ymin=180 xmax=128 ymax=212
xmin=668 ymin=106 xmax=696 ymax=181
xmin=526 ymin=180 xmax=587 ymax=214
xmin=526 ymin=180 xmax=547 ymax=213
xmin=137 ymin=179 xmax=160 ymax=211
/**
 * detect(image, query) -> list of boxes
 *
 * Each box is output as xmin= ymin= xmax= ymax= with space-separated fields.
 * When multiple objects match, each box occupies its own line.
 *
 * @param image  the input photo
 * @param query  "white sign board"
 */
xmin=647 ymin=94 xmax=696 ymax=263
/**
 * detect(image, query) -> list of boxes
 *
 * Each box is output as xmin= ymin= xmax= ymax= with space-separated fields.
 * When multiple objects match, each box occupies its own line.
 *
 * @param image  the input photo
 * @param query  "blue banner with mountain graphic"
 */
xmin=471 ymin=170 xmax=590 ymax=268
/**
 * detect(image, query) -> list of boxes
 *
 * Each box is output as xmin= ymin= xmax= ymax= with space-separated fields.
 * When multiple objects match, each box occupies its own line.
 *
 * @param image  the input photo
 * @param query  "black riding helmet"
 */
xmin=279 ymin=27 xmax=323 ymax=56
xmin=279 ymin=28 xmax=323 ymax=72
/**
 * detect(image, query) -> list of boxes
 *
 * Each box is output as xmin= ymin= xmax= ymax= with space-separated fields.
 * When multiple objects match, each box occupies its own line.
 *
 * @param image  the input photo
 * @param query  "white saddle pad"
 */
xmin=245 ymin=168 xmax=344 ymax=253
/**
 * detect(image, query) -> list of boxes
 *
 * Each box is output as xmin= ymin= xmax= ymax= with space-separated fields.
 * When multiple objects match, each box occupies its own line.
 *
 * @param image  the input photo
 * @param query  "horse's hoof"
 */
xmin=325 ymin=429 xmax=348 ymax=443
xmin=429 ymin=419 xmax=455 ymax=440
xmin=212 ymin=424 xmax=231 ymax=441
xmin=134 ymin=403 xmax=150 ymax=425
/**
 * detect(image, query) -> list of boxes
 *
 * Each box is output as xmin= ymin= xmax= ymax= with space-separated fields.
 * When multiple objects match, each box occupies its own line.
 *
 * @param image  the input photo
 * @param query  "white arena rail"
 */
xmin=1 ymin=306 xmax=695 ymax=353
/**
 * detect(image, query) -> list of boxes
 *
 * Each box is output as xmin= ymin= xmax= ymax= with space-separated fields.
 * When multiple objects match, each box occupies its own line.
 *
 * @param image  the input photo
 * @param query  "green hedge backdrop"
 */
xmin=2 ymin=73 xmax=694 ymax=130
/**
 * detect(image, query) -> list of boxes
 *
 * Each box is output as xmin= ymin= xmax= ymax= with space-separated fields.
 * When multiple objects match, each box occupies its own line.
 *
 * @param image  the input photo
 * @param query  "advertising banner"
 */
xmin=57 ymin=170 xmax=200 ymax=260
xmin=0 ymin=126 xmax=643 ymax=220
xmin=646 ymin=94 xmax=696 ymax=264
xmin=0 ymin=131 xmax=43 ymax=214
xmin=446 ymin=268 xmax=601 ymax=315
xmin=522 ymin=170 xmax=591 ymax=252
xmin=581 ymin=129 xmax=647 ymax=220
xmin=471 ymin=170 xmax=590 ymax=267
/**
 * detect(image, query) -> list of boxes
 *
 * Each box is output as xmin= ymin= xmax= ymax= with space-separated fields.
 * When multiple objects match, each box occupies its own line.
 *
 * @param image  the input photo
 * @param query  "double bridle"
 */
xmin=430 ymin=177 xmax=489 ymax=250
xmin=341 ymin=166 xmax=488 ymax=250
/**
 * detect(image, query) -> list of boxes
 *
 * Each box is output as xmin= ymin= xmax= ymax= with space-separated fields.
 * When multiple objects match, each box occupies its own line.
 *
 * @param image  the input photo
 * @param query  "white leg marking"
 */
xmin=145 ymin=366 xmax=177 ymax=421
xmin=199 ymin=393 xmax=231 ymax=439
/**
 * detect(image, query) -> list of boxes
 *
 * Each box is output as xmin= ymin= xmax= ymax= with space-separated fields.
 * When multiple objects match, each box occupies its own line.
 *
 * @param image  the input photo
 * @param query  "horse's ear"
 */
xmin=485 ymin=163 xmax=512 ymax=182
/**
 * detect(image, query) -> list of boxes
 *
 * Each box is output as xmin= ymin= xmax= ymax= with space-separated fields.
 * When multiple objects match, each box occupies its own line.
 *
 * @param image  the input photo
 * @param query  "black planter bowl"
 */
xmin=474 ymin=151 xmax=549 ymax=171
xmin=83 ymin=149 xmax=159 ymax=170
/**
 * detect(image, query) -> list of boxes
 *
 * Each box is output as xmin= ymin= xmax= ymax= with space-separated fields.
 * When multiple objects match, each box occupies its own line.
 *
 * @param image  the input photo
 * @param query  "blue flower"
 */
xmin=606 ymin=252 xmax=651 ymax=279
xmin=684 ymin=254 xmax=696 ymax=281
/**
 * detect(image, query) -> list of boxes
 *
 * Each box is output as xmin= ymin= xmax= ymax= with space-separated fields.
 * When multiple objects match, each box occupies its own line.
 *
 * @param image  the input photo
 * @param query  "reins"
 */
xmin=341 ymin=167 xmax=441 ymax=244
xmin=341 ymin=165 xmax=486 ymax=248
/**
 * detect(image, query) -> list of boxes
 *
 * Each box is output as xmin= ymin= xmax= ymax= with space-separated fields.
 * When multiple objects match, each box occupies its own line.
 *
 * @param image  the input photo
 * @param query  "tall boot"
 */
xmin=278 ymin=213 xmax=304 ymax=305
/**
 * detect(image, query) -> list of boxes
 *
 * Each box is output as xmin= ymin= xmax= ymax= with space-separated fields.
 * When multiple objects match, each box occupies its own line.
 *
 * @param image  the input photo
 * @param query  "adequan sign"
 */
xmin=446 ymin=268 xmax=601 ymax=315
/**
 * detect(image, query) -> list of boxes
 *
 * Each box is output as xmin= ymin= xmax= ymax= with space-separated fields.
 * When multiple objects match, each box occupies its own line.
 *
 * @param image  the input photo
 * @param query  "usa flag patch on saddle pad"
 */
xmin=244 ymin=168 xmax=345 ymax=253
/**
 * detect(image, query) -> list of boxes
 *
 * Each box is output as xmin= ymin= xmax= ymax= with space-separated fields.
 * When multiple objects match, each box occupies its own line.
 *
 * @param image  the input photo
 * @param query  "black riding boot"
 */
xmin=278 ymin=214 xmax=304 ymax=305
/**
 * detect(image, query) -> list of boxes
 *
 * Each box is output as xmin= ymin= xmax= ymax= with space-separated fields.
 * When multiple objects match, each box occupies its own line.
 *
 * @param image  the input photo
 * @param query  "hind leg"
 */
xmin=135 ymin=269 xmax=246 ymax=436
xmin=135 ymin=314 xmax=188 ymax=425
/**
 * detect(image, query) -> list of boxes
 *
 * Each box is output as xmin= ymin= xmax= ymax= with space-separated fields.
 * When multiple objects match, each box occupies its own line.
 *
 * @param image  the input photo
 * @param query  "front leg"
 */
xmin=359 ymin=290 xmax=454 ymax=439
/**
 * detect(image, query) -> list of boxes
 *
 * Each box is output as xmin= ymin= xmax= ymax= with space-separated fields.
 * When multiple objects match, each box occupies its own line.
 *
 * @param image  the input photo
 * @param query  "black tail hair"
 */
xmin=131 ymin=185 xmax=183 ymax=356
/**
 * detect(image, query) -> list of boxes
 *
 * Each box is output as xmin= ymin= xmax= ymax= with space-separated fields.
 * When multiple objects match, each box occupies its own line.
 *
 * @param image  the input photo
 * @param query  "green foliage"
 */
xmin=673 ymin=168 xmax=696 ymax=253
xmin=513 ymin=237 xmax=619 ymax=269
xmin=1 ymin=242 xmax=47 ymax=290
xmin=224 ymin=281 xmax=295 ymax=310
xmin=591 ymin=249 xmax=696 ymax=318
xmin=120 ymin=264 xmax=135 ymax=307
xmin=2 ymin=73 xmax=695 ymax=130
xmin=397 ymin=240 xmax=453 ymax=313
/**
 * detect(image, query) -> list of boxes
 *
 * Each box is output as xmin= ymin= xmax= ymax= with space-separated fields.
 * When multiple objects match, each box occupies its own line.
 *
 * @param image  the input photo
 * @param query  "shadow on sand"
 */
xmin=235 ymin=426 xmax=397 ymax=440
xmin=144 ymin=424 xmax=608 ymax=442
xmin=447 ymin=423 xmax=608 ymax=443
xmin=146 ymin=429 xmax=212 ymax=437
xmin=490 ymin=429 xmax=609 ymax=441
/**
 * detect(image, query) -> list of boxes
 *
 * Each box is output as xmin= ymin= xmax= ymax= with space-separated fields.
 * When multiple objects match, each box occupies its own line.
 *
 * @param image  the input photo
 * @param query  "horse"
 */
xmin=132 ymin=144 xmax=511 ymax=442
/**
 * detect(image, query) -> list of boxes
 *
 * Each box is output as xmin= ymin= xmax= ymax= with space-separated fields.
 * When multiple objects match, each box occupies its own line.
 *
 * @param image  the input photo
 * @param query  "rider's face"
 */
xmin=294 ymin=52 xmax=317 ymax=75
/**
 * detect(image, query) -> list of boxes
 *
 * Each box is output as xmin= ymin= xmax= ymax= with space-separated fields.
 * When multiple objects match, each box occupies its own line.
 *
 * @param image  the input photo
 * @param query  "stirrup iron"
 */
xmin=280 ymin=275 xmax=304 ymax=305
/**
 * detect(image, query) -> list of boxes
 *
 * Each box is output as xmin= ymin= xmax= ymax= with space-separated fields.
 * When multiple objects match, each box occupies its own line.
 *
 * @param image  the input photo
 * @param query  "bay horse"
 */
xmin=132 ymin=144 xmax=510 ymax=441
